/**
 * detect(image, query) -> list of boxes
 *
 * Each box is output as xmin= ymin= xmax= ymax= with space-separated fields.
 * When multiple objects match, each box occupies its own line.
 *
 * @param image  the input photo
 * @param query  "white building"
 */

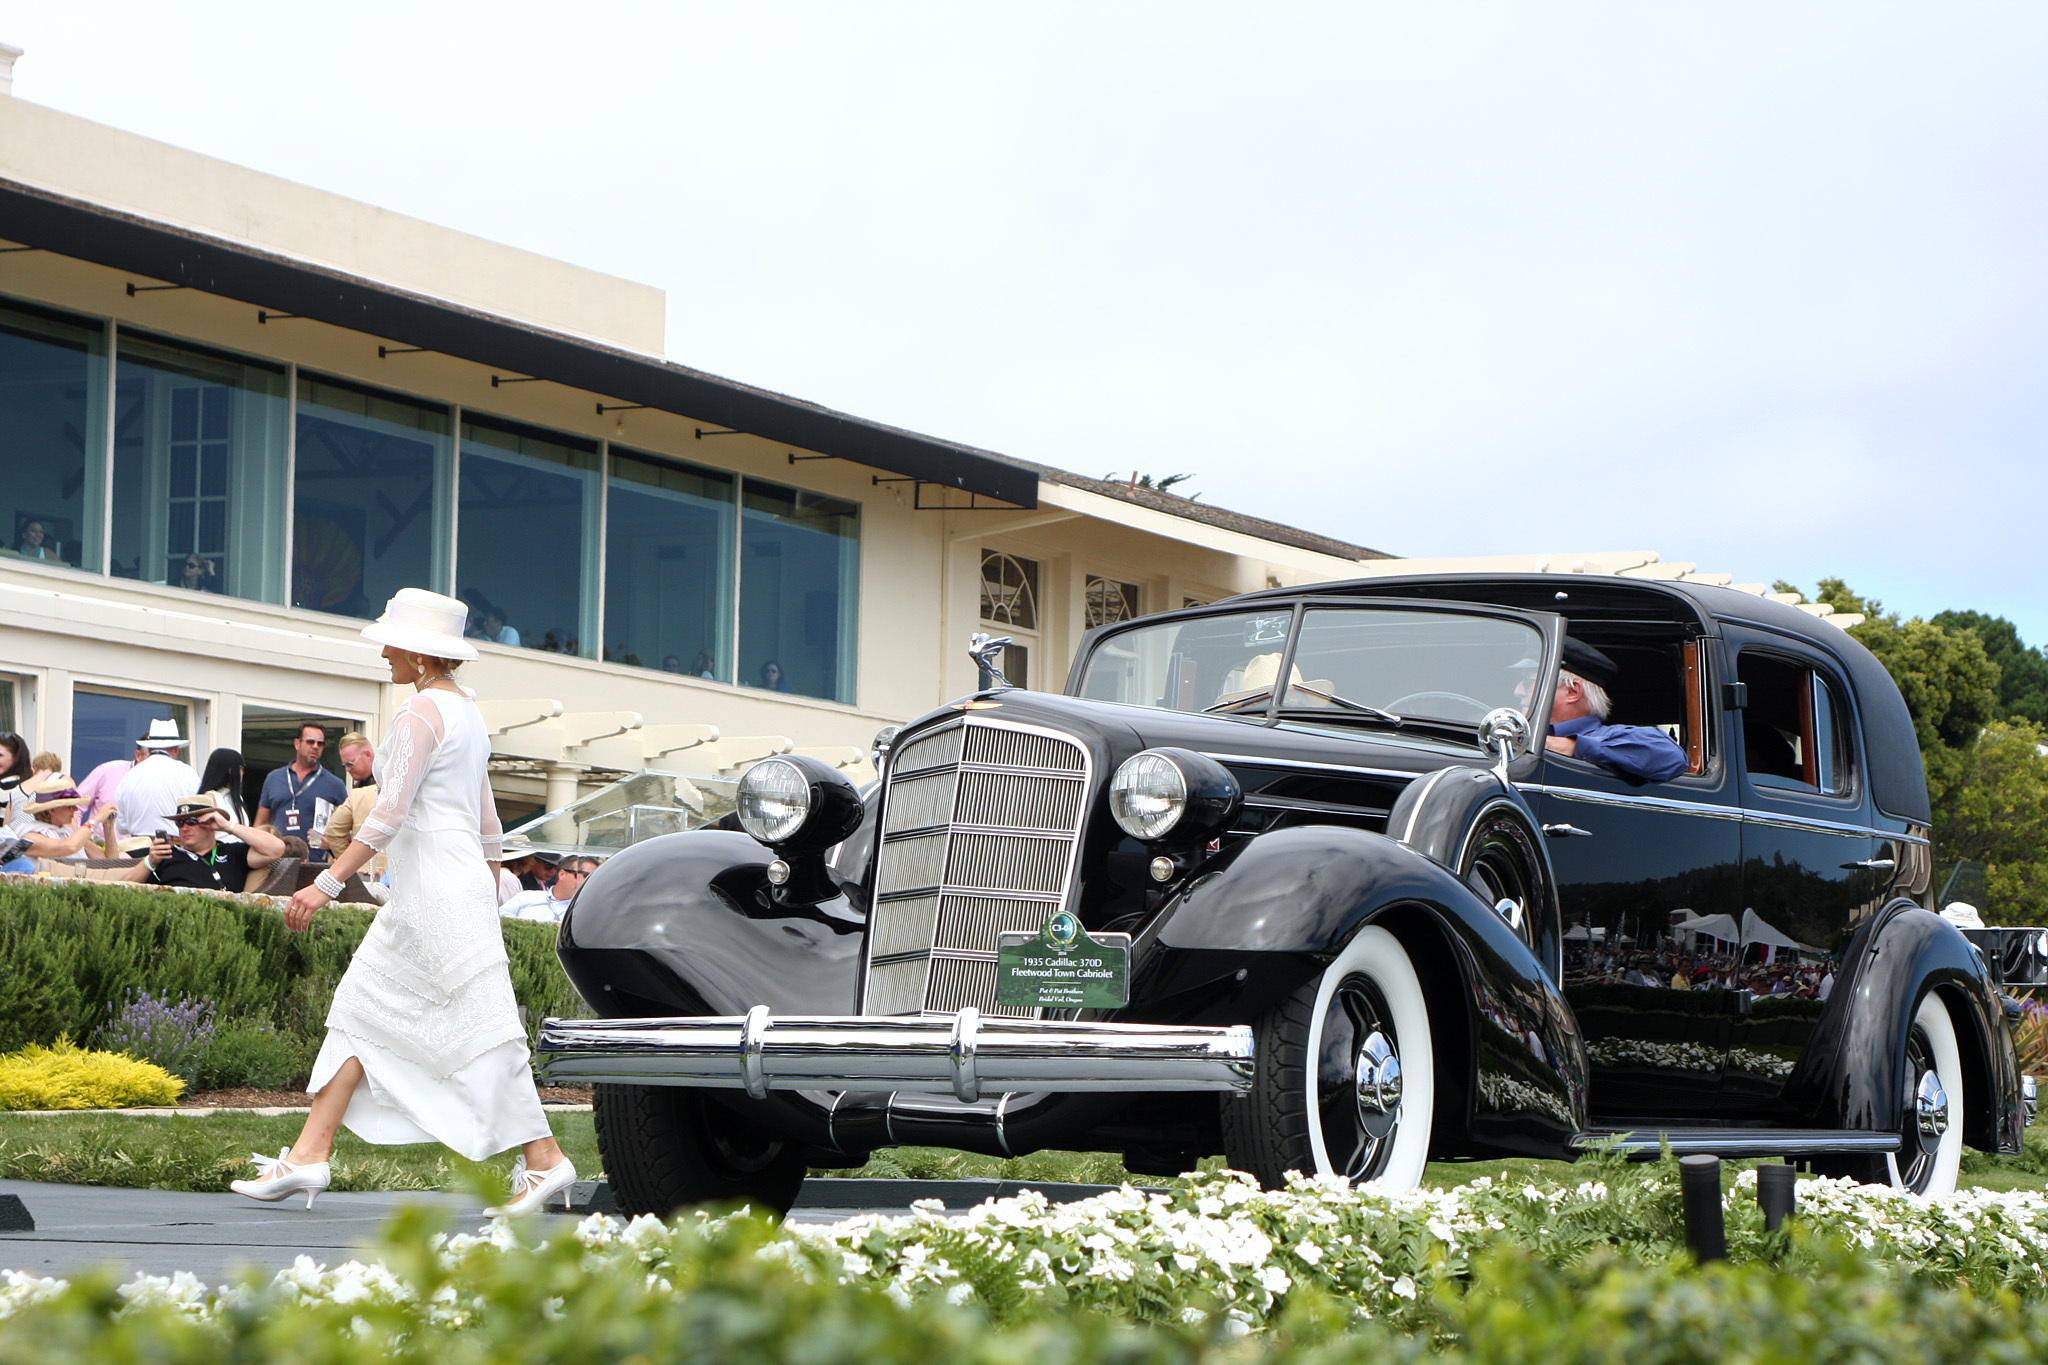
xmin=0 ymin=80 xmax=1392 ymax=827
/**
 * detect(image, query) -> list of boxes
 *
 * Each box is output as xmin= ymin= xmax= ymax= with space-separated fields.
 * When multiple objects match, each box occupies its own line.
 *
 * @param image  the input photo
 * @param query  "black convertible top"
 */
xmin=1227 ymin=573 xmax=1932 ymax=827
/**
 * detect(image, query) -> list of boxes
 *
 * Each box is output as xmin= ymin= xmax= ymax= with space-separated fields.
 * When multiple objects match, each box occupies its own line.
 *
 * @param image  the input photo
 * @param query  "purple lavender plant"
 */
xmin=95 ymin=990 xmax=217 ymax=1086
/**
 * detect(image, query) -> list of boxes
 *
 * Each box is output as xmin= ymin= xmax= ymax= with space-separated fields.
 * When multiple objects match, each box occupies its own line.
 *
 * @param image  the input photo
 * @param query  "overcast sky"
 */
xmin=11 ymin=4 xmax=2046 ymax=642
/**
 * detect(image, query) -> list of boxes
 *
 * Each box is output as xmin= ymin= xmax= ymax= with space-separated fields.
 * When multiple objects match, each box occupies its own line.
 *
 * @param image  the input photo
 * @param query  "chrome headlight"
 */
xmin=1110 ymin=752 xmax=1187 ymax=841
xmin=736 ymin=754 xmax=867 ymax=853
xmin=1109 ymin=748 xmax=1242 ymax=845
xmin=738 ymin=759 xmax=814 ymax=844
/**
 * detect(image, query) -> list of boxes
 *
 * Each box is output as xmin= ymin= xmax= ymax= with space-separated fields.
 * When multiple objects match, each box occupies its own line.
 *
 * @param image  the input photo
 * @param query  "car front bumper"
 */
xmin=537 ymin=1007 xmax=1256 ymax=1103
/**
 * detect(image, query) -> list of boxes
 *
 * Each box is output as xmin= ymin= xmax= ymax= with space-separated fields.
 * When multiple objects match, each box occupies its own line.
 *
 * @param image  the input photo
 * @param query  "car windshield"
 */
xmin=1075 ymin=605 xmax=1544 ymax=727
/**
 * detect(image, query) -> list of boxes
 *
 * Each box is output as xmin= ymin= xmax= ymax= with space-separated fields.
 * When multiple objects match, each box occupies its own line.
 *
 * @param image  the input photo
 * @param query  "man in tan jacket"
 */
xmin=320 ymin=731 xmax=383 ymax=874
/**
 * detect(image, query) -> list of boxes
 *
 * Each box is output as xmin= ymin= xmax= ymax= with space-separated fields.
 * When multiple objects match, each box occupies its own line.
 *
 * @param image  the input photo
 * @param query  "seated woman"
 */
xmin=16 ymin=774 xmax=115 ymax=862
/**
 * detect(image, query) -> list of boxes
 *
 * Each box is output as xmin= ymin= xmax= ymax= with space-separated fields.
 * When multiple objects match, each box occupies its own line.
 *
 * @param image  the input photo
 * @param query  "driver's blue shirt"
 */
xmin=1551 ymin=715 xmax=1687 ymax=783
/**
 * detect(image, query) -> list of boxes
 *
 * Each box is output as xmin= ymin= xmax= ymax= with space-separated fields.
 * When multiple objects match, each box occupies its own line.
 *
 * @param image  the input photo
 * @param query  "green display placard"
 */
xmin=995 ymin=911 xmax=1130 ymax=1009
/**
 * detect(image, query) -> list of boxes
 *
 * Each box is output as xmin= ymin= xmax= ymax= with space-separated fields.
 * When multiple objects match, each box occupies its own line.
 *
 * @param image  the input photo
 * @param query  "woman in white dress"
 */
xmin=230 ymin=589 xmax=576 ymax=1215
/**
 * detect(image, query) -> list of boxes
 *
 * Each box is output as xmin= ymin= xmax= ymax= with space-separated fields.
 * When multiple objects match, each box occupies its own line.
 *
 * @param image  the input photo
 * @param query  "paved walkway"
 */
xmin=0 ymin=1177 xmax=1128 ymax=1283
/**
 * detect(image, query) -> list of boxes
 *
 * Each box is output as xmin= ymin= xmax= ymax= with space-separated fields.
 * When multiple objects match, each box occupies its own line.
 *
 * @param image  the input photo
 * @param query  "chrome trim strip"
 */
xmin=1398 ymin=767 xmax=1454 ymax=845
xmin=537 ymin=1013 xmax=1258 ymax=1094
xmin=1572 ymin=1127 xmax=1901 ymax=1156
xmin=1517 ymin=783 xmax=1930 ymax=845
xmin=1201 ymin=752 xmax=1423 ymax=783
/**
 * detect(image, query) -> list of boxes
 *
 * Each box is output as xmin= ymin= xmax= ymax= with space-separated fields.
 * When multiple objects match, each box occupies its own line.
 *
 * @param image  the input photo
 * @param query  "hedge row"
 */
xmin=4 ymin=1194 xmax=2048 ymax=1365
xmin=0 ymin=880 xmax=582 ymax=1089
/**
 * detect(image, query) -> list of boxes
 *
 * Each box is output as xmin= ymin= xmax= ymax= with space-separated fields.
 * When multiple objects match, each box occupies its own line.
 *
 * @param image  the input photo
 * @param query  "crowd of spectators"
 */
xmin=1565 ymin=945 xmax=1836 ymax=1000
xmin=2 ymin=716 xmax=604 ymax=915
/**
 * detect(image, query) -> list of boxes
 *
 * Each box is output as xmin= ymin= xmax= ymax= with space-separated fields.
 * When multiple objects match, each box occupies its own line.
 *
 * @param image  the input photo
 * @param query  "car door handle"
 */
xmin=1842 ymin=858 xmax=1896 ymax=872
xmin=1543 ymin=824 xmax=1594 ymax=838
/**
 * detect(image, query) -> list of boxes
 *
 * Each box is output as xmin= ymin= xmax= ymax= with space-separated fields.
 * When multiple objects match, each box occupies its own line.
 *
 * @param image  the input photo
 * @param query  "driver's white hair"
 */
xmin=1561 ymin=670 xmax=1612 ymax=721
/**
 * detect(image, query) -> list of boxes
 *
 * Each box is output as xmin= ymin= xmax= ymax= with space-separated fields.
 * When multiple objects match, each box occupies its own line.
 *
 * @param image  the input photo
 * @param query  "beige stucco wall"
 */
xmin=0 ymin=96 xmax=666 ymax=356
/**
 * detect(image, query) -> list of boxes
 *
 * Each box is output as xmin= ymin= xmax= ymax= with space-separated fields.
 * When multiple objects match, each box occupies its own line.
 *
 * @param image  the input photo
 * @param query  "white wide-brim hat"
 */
xmin=361 ymin=588 xmax=480 ymax=662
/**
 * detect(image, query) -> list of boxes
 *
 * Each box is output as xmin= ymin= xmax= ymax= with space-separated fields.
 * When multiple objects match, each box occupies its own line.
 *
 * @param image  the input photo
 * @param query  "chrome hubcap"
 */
xmin=1355 ymin=1031 xmax=1403 ymax=1140
xmin=1914 ymin=1069 xmax=1950 ymax=1147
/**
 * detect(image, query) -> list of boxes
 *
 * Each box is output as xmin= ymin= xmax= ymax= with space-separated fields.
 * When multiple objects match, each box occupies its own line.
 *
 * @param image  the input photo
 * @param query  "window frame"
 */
xmin=1734 ymin=643 xmax=1860 ymax=804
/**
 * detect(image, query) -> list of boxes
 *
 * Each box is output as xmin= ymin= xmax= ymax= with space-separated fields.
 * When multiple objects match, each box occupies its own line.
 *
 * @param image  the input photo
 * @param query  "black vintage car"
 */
xmin=538 ymin=574 xmax=2043 ymax=1214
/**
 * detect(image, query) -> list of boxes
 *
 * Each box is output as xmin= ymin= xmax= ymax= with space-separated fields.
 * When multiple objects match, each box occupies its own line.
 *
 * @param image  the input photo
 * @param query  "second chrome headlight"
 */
xmin=1109 ymin=748 xmax=1243 ymax=846
xmin=1110 ymin=752 xmax=1189 ymax=841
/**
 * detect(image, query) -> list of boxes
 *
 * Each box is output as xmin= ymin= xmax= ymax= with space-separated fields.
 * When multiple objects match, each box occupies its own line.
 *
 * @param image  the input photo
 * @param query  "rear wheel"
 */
xmin=1222 ymin=925 xmax=1435 ymax=1191
xmin=593 ymin=1083 xmax=808 ymax=1217
xmin=1810 ymin=992 xmax=1963 ymax=1196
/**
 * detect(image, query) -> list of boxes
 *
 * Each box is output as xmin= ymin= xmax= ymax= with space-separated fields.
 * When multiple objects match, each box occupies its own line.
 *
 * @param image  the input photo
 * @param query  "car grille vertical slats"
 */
xmin=864 ymin=718 xmax=1090 ymax=1020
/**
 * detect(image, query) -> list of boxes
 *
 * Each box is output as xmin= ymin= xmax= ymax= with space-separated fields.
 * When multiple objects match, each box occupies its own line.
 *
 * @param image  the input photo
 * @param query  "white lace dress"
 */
xmin=308 ymin=688 xmax=548 ymax=1160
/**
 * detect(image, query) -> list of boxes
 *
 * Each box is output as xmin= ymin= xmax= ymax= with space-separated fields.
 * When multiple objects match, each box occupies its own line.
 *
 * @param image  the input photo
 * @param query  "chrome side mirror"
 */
xmin=1477 ymin=707 xmax=1532 ymax=779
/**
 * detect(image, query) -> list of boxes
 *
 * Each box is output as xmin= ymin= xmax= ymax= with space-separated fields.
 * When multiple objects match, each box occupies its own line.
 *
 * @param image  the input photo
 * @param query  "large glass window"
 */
xmin=457 ymin=415 xmax=599 ymax=655
xmin=604 ymin=448 xmax=735 ymax=677
xmin=0 ymin=298 xmax=106 ymax=574
xmin=292 ymin=374 xmax=452 ymax=619
xmin=71 ymin=688 xmax=192 ymax=780
xmin=738 ymin=479 xmax=858 ymax=703
xmin=110 ymin=331 xmax=288 ymax=602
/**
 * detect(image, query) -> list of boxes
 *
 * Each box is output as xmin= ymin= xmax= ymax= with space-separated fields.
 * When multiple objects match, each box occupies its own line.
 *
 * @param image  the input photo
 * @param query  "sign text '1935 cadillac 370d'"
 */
xmin=538 ymin=574 xmax=2044 ymax=1214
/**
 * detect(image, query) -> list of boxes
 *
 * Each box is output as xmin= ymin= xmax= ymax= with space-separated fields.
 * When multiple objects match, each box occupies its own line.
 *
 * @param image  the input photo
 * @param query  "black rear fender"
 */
xmin=1787 ymin=901 xmax=2022 ymax=1153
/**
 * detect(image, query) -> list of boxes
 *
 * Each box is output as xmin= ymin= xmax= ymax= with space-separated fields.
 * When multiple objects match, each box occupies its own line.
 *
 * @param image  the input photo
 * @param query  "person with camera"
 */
xmin=121 ymin=793 xmax=285 ymax=891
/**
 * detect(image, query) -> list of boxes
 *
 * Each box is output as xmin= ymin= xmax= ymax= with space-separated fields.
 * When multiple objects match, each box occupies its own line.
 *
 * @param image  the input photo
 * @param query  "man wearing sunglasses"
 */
xmin=122 ymin=794 xmax=286 ymax=891
xmin=500 ymin=855 xmax=598 ymax=924
xmin=255 ymin=723 xmax=348 ymax=858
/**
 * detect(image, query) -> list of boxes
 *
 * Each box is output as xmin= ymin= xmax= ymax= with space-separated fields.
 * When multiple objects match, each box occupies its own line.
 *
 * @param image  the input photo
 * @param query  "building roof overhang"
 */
xmin=0 ymin=177 xmax=1039 ymax=508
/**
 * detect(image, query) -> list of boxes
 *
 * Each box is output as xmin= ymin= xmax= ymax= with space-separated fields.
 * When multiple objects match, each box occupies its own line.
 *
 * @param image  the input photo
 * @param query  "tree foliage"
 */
xmin=1932 ymin=609 xmax=2048 ymax=727
xmin=1936 ymin=720 xmax=2048 ymax=926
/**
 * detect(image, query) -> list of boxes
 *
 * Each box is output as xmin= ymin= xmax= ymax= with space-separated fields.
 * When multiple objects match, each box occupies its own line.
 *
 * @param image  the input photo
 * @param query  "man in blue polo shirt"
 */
xmin=1541 ymin=638 xmax=1688 ymax=784
xmin=254 ymin=723 xmax=348 ymax=857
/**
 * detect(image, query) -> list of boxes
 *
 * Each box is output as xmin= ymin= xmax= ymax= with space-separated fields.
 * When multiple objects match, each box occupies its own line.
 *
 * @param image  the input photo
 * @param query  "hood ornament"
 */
xmin=968 ymin=632 xmax=1014 ymax=691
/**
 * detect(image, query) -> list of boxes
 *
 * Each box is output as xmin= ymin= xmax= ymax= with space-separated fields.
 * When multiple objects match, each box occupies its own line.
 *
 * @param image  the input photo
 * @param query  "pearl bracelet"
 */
xmin=314 ymin=870 xmax=346 ymax=899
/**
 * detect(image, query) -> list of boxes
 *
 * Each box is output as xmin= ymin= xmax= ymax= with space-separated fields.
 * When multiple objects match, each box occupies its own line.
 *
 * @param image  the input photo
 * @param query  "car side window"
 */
xmin=1737 ymin=651 xmax=1852 ymax=797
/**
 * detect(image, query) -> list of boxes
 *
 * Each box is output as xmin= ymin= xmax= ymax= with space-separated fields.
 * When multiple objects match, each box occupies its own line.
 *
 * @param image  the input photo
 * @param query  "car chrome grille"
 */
xmin=864 ymin=717 xmax=1091 ymax=1019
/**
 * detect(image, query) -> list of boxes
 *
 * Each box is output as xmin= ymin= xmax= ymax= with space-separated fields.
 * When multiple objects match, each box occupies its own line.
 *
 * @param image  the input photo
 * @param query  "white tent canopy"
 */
xmin=1672 ymin=911 xmax=1741 ymax=946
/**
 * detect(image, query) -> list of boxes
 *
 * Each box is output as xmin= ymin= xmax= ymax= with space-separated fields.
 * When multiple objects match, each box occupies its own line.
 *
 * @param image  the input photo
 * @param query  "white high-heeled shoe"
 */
xmin=230 ymin=1148 xmax=332 ymax=1210
xmin=485 ymin=1156 xmax=578 ymax=1217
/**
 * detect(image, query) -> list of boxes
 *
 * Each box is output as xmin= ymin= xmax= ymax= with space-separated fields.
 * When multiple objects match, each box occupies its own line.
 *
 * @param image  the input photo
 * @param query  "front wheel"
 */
xmin=593 ymin=1083 xmax=809 ymax=1217
xmin=1810 ymin=992 xmax=1964 ymax=1196
xmin=1222 ymin=925 xmax=1435 ymax=1191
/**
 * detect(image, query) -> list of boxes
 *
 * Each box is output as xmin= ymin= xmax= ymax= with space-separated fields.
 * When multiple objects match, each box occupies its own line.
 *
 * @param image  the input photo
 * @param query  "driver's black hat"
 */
xmin=1560 ymin=637 xmax=1619 ymax=690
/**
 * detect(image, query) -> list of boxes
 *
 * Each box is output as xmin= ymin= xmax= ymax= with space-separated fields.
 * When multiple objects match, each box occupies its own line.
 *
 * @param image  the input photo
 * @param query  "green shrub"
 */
xmin=0 ymin=1039 xmax=183 ymax=1110
xmin=193 ymin=1016 xmax=313 ymax=1091
xmin=0 ymin=881 xmax=584 ymax=1071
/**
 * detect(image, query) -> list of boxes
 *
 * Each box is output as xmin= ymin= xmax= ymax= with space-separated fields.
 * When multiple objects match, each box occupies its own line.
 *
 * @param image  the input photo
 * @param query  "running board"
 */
xmin=1572 ymin=1127 xmax=1901 ymax=1158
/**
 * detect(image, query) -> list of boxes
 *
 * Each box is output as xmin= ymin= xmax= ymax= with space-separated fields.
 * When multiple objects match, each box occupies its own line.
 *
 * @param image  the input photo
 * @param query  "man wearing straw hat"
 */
xmin=121 ymin=793 xmax=286 ymax=891
xmin=113 ymin=718 xmax=200 ymax=840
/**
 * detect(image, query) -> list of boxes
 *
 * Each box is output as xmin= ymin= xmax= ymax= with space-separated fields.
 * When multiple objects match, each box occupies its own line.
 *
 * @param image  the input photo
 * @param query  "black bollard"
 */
xmin=1757 ymin=1162 xmax=1797 ymax=1232
xmin=1679 ymin=1154 xmax=1726 ymax=1262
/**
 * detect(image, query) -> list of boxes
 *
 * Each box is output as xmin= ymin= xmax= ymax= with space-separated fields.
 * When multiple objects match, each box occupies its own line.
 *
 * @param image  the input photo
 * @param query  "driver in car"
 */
xmin=1534 ymin=639 xmax=1688 ymax=783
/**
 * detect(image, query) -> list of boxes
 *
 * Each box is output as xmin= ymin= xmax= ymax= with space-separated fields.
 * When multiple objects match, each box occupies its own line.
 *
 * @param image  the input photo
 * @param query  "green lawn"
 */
xmin=5 ymin=1109 xmax=2044 ymax=1196
xmin=0 ymin=1111 xmax=600 ymax=1195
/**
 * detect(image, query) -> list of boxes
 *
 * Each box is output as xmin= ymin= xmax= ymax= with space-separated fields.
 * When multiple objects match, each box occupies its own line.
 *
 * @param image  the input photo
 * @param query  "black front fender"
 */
xmin=1786 ymin=901 xmax=2022 ymax=1153
xmin=557 ymin=829 xmax=867 ymax=1018
xmin=1132 ymin=824 xmax=1589 ymax=1157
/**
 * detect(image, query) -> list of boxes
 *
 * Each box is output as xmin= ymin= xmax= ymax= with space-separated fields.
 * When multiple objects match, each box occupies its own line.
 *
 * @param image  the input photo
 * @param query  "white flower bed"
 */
xmin=7 ymin=1169 xmax=2048 ymax=1329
